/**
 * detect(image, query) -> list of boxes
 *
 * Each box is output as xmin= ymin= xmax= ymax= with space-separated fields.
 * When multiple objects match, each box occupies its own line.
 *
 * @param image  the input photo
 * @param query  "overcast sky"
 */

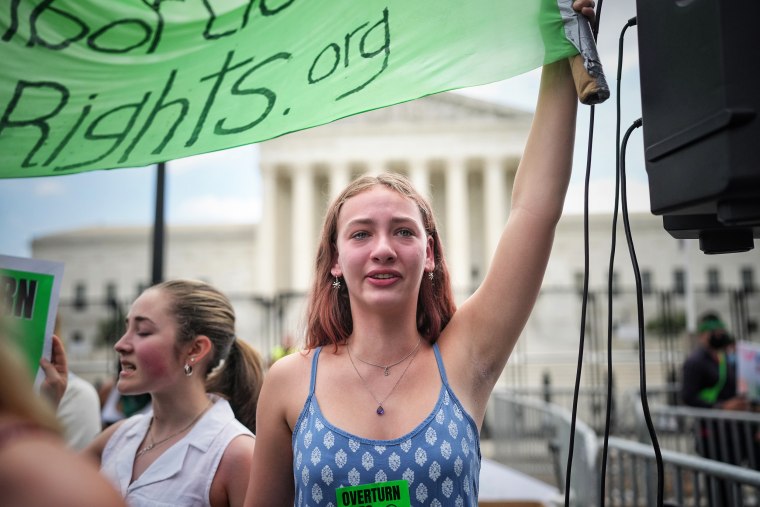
xmin=0 ymin=2 xmax=644 ymax=259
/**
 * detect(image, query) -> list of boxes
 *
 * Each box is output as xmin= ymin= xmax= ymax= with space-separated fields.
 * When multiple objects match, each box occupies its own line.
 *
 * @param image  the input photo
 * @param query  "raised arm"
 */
xmin=513 ymin=62 xmax=578 ymax=219
xmin=442 ymin=57 xmax=579 ymax=412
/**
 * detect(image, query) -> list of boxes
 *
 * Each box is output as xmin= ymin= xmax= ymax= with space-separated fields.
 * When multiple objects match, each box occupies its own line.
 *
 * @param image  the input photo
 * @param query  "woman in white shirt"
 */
xmin=86 ymin=279 xmax=265 ymax=507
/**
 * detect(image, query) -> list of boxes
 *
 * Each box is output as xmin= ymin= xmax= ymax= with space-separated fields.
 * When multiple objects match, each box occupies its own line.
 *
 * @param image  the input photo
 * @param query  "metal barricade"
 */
xmin=487 ymin=389 xmax=600 ymax=507
xmin=633 ymin=404 xmax=760 ymax=468
xmin=487 ymin=389 xmax=760 ymax=506
xmin=606 ymin=436 xmax=760 ymax=506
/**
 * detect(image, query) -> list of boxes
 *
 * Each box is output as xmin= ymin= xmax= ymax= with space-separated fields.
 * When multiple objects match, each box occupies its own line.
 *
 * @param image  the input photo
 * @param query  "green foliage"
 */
xmin=646 ymin=312 xmax=686 ymax=336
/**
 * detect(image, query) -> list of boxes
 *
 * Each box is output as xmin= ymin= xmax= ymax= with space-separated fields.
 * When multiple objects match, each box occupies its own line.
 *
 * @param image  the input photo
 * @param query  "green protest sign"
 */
xmin=337 ymin=480 xmax=410 ymax=507
xmin=0 ymin=255 xmax=64 ymax=385
xmin=0 ymin=0 xmax=582 ymax=178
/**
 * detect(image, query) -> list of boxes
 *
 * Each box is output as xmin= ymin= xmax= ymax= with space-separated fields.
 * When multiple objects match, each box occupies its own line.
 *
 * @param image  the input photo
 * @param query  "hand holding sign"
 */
xmin=39 ymin=334 xmax=69 ymax=408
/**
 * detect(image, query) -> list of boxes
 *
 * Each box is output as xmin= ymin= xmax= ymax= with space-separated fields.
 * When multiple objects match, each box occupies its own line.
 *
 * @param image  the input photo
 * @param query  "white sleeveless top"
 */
xmin=101 ymin=395 xmax=252 ymax=507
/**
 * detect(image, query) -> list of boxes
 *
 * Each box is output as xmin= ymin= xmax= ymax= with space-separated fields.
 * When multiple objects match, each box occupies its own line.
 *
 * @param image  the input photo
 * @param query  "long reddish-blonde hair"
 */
xmin=305 ymin=172 xmax=456 ymax=350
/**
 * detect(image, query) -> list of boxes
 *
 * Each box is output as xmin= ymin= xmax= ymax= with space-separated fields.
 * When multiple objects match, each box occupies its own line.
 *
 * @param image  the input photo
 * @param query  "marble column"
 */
xmin=365 ymin=160 xmax=385 ymax=177
xmin=445 ymin=158 xmax=470 ymax=294
xmin=329 ymin=161 xmax=352 ymax=201
xmin=409 ymin=159 xmax=431 ymax=199
xmin=484 ymin=157 xmax=507 ymax=263
xmin=290 ymin=163 xmax=314 ymax=292
xmin=258 ymin=163 xmax=277 ymax=297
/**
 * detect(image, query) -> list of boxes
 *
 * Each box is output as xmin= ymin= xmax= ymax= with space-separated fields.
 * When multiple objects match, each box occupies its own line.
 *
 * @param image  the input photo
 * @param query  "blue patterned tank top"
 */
xmin=292 ymin=343 xmax=481 ymax=506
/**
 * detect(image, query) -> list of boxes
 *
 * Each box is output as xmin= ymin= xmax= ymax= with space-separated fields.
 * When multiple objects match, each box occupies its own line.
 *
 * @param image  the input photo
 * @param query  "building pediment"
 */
xmin=331 ymin=91 xmax=530 ymax=126
xmin=263 ymin=91 xmax=533 ymax=154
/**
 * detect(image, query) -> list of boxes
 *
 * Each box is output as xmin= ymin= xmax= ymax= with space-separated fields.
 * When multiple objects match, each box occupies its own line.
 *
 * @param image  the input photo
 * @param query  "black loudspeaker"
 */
xmin=635 ymin=0 xmax=760 ymax=254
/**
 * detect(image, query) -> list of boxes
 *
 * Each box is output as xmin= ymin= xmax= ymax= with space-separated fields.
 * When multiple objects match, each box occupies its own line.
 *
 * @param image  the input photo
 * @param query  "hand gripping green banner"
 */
xmin=0 ymin=0 xmax=587 ymax=179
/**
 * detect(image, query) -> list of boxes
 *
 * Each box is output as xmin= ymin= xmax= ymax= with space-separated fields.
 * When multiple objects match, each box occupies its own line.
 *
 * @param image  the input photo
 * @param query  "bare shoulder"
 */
xmin=266 ymin=349 xmax=315 ymax=394
xmin=270 ymin=348 xmax=314 ymax=373
xmin=0 ymin=433 xmax=125 ymax=507
xmin=262 ymin=348 xmax=316 ymax=427
xmin=221 ymin=433 xmax=255 ymax=467
xmin=211 ymin=434 xmax=255 ymax=507
xmin=216 ymin=434 xmax=255 ymax=483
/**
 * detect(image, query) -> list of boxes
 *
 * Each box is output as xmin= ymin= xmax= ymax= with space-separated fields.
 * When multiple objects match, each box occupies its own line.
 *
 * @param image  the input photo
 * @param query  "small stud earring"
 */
xmin=428 ymin=271 xmax=434 ymax=281
xmin=332 ymin=277 xmax=341 ymax=290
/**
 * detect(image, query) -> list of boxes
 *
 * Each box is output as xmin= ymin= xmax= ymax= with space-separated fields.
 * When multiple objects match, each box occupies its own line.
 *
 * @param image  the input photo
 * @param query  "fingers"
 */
xmin=40 ymin=357 xmax=67 ymax=408
xmin=572 ymin=0 xmax=596 ymax=25
xmin=50 ymin=334 xmax=68 ymax=375
xmin=573 ymin=0 xmax=595 ymax=10
xmin=39 ymin=334 xmax=69 ymax=408
xmin=39 ymin=357 xmax=61 ymax=382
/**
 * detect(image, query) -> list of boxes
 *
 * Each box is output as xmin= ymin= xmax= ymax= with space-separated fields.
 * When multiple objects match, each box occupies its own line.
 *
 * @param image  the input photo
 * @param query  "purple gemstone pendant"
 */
xmin=376 ymin=405 xmax=385 ymax=415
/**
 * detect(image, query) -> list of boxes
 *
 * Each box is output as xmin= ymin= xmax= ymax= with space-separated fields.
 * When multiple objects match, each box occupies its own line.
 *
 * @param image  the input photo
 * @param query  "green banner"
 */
xmin=0 ymin=255 xmax=64 ymax=384
xmin=0 ymin=0 xmax=578 ymax=178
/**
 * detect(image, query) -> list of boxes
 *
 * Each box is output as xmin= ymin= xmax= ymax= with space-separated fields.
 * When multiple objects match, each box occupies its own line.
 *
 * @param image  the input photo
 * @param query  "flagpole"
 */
xmin=151 ymin=162 xmax=166 ymax=285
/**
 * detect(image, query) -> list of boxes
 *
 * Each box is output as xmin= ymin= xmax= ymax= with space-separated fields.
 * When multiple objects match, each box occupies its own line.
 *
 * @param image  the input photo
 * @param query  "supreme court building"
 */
xmin=32 ymin=92 xmax=759 ymax=388
xmin=256 ymin=92 xmax=531 ymax=298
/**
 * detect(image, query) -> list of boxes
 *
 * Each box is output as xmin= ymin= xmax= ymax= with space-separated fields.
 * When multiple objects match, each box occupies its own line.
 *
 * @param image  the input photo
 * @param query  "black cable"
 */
xmin=599 ymin=16 xmax=637 ymax=506
xmin=620 ymin=116 xmax=665 ymax=506
xmin=590 ymin=0 xmax=603 ymax=39
xmin=564 ymin=96 xmax=594 ymax=507
xmin=563 ymin=1 xmax=605 ymax=504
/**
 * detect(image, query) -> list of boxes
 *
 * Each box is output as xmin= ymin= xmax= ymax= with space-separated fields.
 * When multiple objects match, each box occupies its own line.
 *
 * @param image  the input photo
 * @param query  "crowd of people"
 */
xmin=0 ymin=2 xmax=629 ymax=505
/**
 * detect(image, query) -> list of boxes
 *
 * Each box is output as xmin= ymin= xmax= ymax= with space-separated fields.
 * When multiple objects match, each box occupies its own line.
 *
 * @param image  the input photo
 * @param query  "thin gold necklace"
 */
xmin=351 ymin=337 xmax=422 ymax=376
xmin=346 ymin=340 xmax=420 ymax=415
xmin=136 ymin=400 xmax=212 ymax=458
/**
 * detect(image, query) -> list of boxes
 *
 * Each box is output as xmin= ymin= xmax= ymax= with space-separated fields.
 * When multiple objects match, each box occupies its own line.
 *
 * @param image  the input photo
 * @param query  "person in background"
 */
xmin=53 ymin=314 xmax=104 ymax=450
xmin=245 ymin=2 xmax=595 ymax=504
xmin=84 ymin=279 xmax=265 ymax=507
xmin=58 ymin=369 xmax=103 ymax=450
xmin=681 ymin=312 xmax=747 ymax=414
xmin=0 ymin=322 xmax=126 ymax=507
xmin=681 ymin=312 xmax=752 ymax=505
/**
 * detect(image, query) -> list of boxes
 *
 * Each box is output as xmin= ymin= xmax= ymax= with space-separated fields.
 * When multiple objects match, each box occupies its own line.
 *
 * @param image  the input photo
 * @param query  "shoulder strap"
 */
xmin=308 ymin=347 xmax=322 ymax=396
xmin=432 ymin=342 xmax=449 ymax=386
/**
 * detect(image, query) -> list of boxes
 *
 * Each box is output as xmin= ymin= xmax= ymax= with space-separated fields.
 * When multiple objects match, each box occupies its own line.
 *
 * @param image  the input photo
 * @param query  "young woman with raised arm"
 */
xmin=246 ymin=2 xmax=594 ymax=504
